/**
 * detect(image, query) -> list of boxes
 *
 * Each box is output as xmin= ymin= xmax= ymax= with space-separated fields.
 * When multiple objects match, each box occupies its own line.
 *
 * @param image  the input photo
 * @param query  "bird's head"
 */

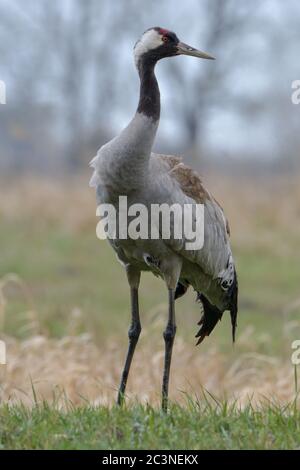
xmin=134 ymin=27 xmax=215 ymax=68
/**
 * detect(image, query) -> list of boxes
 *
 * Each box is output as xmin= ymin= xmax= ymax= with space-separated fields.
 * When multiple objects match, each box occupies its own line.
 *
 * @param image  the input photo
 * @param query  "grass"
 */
xmin=0 ymin=174 xmax=300 ymax=449
xmin=0 ymin=400 xmax=299 ymax=450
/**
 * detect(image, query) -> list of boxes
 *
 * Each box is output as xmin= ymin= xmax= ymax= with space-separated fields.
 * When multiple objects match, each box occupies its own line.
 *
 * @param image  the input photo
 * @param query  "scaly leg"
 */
xmin=117 ymin=268 xmax=141 ymax=406
xmin=162 ymin=288 xmax=176 ymax=412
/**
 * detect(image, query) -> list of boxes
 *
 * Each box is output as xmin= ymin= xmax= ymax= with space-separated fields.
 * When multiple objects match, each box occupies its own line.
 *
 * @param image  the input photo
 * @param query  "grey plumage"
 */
xmin=90 ymin=114 xmax=237 ymax=316
xmin=89 ymin=27 xmax=238 ymax=411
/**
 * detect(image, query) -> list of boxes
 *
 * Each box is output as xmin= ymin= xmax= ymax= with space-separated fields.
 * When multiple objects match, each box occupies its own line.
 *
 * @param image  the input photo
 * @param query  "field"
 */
xmin=0 ymin=173 xmax=300 ymax=449
xmin=0 ymin=402 xmax=299 ymax=450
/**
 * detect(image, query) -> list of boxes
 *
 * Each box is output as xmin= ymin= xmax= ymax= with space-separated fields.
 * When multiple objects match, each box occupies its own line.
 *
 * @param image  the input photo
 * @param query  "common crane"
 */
xmin=90 ymin=27 xmax=238 ymax=412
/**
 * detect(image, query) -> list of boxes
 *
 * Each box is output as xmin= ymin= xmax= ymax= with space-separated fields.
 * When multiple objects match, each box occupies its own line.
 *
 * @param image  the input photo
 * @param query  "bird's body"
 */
xmin=90 ymin=27 xmax=238 ymax=411
xmin=90 ymin=128 xmax=234 ymax=313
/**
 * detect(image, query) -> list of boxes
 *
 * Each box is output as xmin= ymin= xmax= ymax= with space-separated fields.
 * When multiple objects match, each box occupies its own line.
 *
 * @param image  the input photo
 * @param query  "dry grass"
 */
xmin=0 ymin=329 xmax=298 ymax=409
xmin=1 ymin=172 xmax=300 ymax=241
xmin=210 ymin=173 xmax=300 ymax=255
xmin=0 ymin=174 xmax=96 ymax=234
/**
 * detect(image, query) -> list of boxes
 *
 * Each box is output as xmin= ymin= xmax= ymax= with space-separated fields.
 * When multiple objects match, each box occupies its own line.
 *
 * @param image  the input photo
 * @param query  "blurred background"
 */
xmin=0 ymin=0 xmax=300 ymax=407
xmin=1 ymin=0 xmax=300 ymax=172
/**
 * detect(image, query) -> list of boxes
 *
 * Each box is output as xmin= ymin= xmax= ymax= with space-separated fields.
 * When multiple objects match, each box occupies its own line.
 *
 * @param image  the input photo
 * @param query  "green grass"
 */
xmin=0 ymin=400 xmax=299 ymax=450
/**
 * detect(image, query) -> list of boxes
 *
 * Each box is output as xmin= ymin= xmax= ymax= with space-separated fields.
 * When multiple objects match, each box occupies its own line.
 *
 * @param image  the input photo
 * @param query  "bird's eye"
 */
xmin=162 ymin=36 xmax=168 ymax=43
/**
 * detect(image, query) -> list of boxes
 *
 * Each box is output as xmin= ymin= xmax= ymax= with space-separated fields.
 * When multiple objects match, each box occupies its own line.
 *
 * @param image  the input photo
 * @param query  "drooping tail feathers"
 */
xmin=195 ymin=293 xmax=223 ymax=345
xmin=174 ymin=269 xmax=238 ymax=344
xmin=229 ymin=267 xmax=238 ymax=343
xmin=195 ymin=268 xmax=238 ymax=345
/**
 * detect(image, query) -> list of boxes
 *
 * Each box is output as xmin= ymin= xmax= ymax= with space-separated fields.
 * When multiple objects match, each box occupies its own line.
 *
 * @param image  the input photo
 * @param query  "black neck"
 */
xmin=137 ymin=57 xmax=160 ymax=121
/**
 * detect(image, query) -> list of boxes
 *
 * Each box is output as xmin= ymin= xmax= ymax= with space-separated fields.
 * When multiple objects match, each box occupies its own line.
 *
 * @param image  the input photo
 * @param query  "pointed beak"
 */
xmin=176 ymin=41 xmax=215 ymax=60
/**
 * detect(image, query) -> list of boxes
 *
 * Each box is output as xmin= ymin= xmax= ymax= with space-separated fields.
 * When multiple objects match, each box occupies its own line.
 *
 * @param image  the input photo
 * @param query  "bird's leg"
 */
xmin=117 ymin=267 xmax=141 ymax=406
xmin=162 ymin=288 xmax=176 ymax=412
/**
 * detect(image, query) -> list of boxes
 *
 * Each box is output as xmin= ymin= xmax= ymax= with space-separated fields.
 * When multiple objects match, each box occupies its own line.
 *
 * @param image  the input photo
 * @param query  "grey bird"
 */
xmin=90 ymin=27 xmax=238 ymax=412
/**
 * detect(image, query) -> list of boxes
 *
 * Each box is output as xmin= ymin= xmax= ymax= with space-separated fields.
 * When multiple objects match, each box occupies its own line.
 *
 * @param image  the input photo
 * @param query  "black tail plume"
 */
xmin=229 ymin=268 xmax=238 ymax=343
xmin=195 ymin=293 xmax=223 ymax=345
xmin=196 ymin=267 xmax=238 ymax=345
